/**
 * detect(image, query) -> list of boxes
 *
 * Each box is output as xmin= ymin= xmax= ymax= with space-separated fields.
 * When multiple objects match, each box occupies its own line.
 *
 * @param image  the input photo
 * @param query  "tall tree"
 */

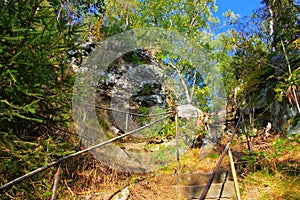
xmin=0 ymin=0 xmax=76 ymax=135
xmin=101 ymin=0 xmax=218 ymax=35
xmin=262 ymin=0 xmax=299 ymax=51
xmin=0 ymin=0 xmax=82 ymax=198
xmin=97 ymin=0 xmax=219 ymax=110
xmin=216 ymin=0 xmax=300 ymax=131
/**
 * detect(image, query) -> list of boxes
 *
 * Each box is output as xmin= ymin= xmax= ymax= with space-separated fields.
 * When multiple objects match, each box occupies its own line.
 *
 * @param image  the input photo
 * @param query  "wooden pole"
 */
xmin=228 ymin=148 xmax=241 ymax=200
xmin=125 ymin=113 xmax=129 ymax=131
xmin=199 ymin=114 xmax=242 ymax=200
xmin=175 ymin=112 xmax=181 ymax=183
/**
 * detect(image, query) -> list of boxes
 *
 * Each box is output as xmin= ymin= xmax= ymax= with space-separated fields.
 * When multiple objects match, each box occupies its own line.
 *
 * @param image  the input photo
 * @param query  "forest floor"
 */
xmin=58 ymin=132 xmax=300 ymax=200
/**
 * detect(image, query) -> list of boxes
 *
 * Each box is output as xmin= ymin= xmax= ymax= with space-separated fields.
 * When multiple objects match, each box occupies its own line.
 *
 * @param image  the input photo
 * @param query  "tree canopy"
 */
xmin=0 ymin=0 xmax=299 ymax=199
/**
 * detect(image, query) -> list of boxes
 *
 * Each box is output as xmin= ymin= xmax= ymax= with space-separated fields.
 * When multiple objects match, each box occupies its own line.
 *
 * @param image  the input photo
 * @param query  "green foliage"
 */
xmin=288 ymin=113 xmax=300 ymax=127
xmin=101 ymin=0 xmax=218 ymax=43
xmin=206 ymin=153 xmax=218 ymax=158
xmin=274 ymin=57 xmax=300 ymax=104
xmin=123 ymin=51 xmax=146 ymax=64
xmin=261 ymin=0 xmax=299 ymax=51
xmin=0 ymin=131 xmax=75 ymax=199
xmin=214 ymin=0 xmax=300 ymax=131
xmin=0 ymin=0 xmax=80 ymax=198
xmin=137 ymin=106 xmax=149 ymax=124
xmin=0 ymin=0 xmax=77 ymax=135
xmin=150 ymin=144 xmax=177 ymax=165
xmin=272 ymin=134 xmax=300 ymax=153
xmin=241 ymin=134 xmax=300 ymax=176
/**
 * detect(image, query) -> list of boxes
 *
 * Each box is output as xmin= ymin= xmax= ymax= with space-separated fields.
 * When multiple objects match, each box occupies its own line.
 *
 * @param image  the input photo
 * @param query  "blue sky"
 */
xmin=215 ymin=0 xmax=262 ymax=19
xmin=211 ymin=0 xmax=262 ymax=33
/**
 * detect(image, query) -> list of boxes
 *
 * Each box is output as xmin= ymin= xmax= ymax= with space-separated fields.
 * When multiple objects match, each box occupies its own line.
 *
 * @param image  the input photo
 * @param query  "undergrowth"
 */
xmin=239 ymin=134 xmax=300 ymax=199
xmin=0 ymin=130 xmax=76 ymax=199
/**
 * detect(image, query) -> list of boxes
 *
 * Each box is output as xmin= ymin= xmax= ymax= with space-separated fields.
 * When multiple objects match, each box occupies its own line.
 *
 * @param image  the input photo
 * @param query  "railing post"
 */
xmin=175 ymin=112 xmax=181 ymax=183
xmin=228 ymin=148 xmax=241 ymax=200
xmin=199 ymin=114 xmax=242 ymax=200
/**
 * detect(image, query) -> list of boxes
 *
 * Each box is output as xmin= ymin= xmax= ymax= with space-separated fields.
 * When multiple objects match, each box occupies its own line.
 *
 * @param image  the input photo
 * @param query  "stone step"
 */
xmin=179 ymin=171 xmax=232 ymax=185
xmin=107 ymin=172 xmax=236 ymax=200
xmin=156 ymin=171 xmax=233 ymax=185
xmin=174 ymin=181 xmax=235 ymax=199
xmin=155 ymin=171 xmax=236 ymax=200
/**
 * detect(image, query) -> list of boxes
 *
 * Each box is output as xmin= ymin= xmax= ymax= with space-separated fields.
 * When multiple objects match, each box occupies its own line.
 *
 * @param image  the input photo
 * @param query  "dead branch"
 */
xmin=169 ymin=62 xmax=192 ymax=104
xmin=281 ymin=39 xmax=300 ymax=113
xmin=51 ymin=164 xmax=61 ymax=200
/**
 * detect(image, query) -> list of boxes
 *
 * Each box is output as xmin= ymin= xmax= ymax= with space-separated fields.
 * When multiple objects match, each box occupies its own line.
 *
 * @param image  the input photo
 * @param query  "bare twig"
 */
xmin=281 ymin=39 xmax=292 ymax=75
xmin=64 ymin=180 xmax=74 ymax=195
xmin=56 ymin=0 xmax=63 ymax=22
xmin=169 ymin=62 xmax=192 ymax=104
xmin=190 ymin=0 xmax=208 ymax=27
xmin=281 ymin=39 xmax=300 ymax=113
xmin=190 ymin=70 xmax=197 ymax=101
xmin=292 ymin=86 xmax=300 ymax=113
xmin=125 ymin=2 xmax=129 ymax=28
xmin=51 ymin=164 xmax=61 ymax=200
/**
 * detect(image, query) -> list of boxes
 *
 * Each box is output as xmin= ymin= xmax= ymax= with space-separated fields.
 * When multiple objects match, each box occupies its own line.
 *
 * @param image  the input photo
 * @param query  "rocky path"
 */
xmin=99 ymin=139 xmax=236 ymax=200
xmin=76 ymin=137 xmax=237 ymax=199
xmin=109 ymin=171 xmax=236 ymax=200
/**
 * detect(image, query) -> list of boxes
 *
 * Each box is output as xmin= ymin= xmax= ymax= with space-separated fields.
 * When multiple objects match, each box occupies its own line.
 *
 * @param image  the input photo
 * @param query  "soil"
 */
xmin=60 ymin=132 xmax=300 ymax=200
xmin=63 ymin=145 xmax=236 ymax=200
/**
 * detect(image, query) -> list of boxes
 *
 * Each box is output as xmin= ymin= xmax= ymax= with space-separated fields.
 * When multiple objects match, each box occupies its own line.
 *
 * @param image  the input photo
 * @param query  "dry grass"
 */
xmin=157 ymin=146 xmax=230 ymax=175
xmin=57 ymin=146 xmax=228 ymax=199
xmin=241 ymin=171 xmax=300 ymax=200
xmin=57 ymin=132 xmax=300 ymax=200
xmin=58 ymin=154 xmax=134 ymax=199
xmin=237 ymin=134 xmax=300 ymax=200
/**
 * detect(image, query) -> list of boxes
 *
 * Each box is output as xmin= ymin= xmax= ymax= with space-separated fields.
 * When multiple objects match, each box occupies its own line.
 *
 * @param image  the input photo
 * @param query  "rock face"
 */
xmin=70 ymin=44 xmax=225 ymax=172
xmin=177 ymin=104 xmax=202 ymax=120
xmin=69 ymin=44 xmax=169 ymax=130
xmin=97 ymin=52 xmax=168 ymax=132
xmin=68 ymin=42 xmax=97 ymax=72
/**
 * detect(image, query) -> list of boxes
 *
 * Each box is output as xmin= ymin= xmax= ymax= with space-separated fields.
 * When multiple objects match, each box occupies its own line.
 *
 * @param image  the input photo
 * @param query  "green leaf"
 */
xmin=13 ymin=113 xmax=43 ymax=122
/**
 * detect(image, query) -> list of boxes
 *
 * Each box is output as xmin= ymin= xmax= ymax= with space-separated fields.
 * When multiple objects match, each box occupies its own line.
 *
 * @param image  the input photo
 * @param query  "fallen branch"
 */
xmin=51 ymin=164 xmax=61 ymax=200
